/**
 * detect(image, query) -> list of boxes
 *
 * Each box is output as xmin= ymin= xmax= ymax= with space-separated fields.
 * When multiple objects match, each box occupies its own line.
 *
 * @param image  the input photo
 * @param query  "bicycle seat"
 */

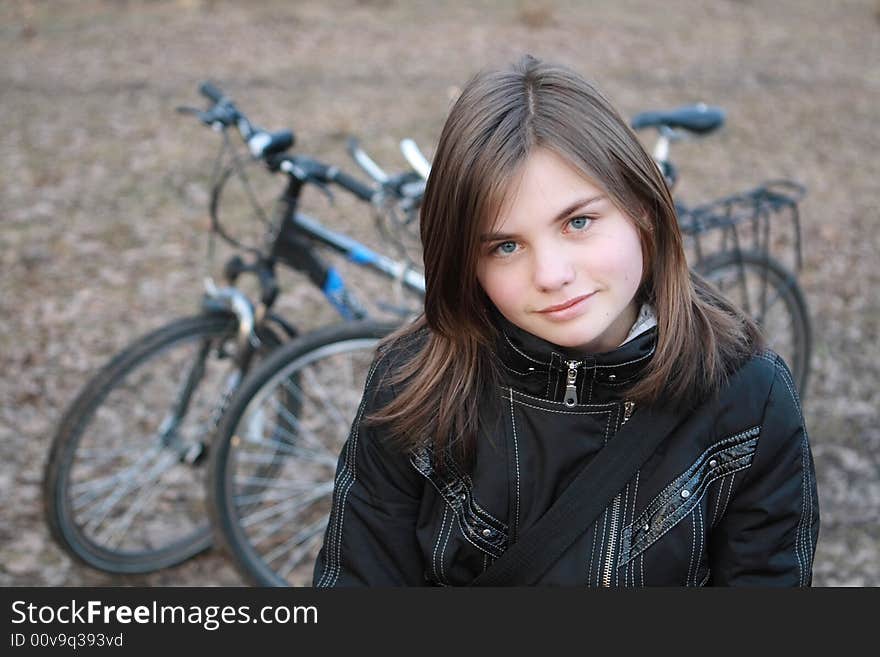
xmin=631 ymin=104 xmax=725 ymax=135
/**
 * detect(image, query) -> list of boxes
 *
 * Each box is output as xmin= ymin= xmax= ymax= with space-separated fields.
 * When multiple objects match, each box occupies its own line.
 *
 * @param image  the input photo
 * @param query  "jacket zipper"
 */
xmin=622 ymin=400 xmax=635 ymax=424
xmin=602 ymin=492 xmax=623 ymax=586
xmin=601 ymin=400 xmax=634 ymax=586
xmin=563 ymin=360 xmax=579 ymax=407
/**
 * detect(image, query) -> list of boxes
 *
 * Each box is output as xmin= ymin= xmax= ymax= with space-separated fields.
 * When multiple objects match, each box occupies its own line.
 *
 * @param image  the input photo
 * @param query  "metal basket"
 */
xmin=678 ymin=179 xmax=806 ymax=273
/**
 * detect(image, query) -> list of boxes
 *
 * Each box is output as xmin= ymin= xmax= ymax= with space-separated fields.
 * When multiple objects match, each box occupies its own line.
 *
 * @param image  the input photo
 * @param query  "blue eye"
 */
xmin=494 ymin=241 xmax=518 ymax=256
xmin=568 ymin=216 xmax=592 ymax=231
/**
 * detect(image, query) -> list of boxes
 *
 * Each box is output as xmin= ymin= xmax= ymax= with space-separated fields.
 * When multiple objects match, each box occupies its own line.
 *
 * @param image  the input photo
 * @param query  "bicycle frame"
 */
xmin=200 ymin=154 xmax=425 ymax=371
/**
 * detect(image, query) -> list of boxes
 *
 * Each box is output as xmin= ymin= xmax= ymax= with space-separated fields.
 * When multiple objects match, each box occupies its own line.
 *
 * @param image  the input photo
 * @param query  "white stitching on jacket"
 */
xmin=440 ymin=457 xmax=507 ymax=528
xmin=505 ymin=387 xmax=615 ymax=408
xmin=687 ymin=507 xmax=697 ymax=586
xmin=615 ymin=481 xmax=630 ymax=587
xmin=622 ymin=459 xmax=753 ymax=566
xmin=432 ymin=505 xmax=448 ymax=584
xmin=802 ymin=433 xmax=814 ymax=585
xmin=579 ymin=362 xmax=588 ymax=403
xmin=501 ymin=362 xmax=540 ymax=377
xmin=440 ymin=505 xmax=453 ymax=584
xmin=765 ymin=354 xmax=811 ymax=585
xmin=587 ymin=514 xmax=599 ymax=587
xmin=596 ymin=508 xmax=608 ymax=587
xmin=409 ymin=453 xmax=509 ymax=558
xmin=502 ymin=323 xmax=655 ymax=369
xmin=503 ymin=396 xmax=617 ymax=416
xmin=718 ymin=470 xmax=737 ymax=519
xmin=629 ymin=471 xmax=640 ymax=587
xmin=503 ymin=331 xmax=546 ymax=364
xmin=316 ymin=357 xmax=381 ymax=587
xmin=630 ymin=429 xmax=760 ymax=528
xmin=509 ymin=389 xmax=521 ymax=541
xmin=414 ymin=468 xmax=506 ymax=557
xmin=409 ymin=449 xmax=508 ymax=532
xmin=592 ymin=408 xmax=615 ymax=585
xmin=711 ymin=473 xmax=728 ymax=527
xmin=589 ymin=343 xmax=656 ymax=368
xmin=699 ymin=567 xmax=711 ymax=587
xmin=694 ymin=506 xmax=705 ymax=586
xmin=783 ymin=363 xmax=815 ymax=585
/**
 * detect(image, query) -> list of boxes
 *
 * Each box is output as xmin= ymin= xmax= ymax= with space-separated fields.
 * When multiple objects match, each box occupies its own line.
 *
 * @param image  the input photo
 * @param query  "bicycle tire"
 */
xmin=209 ymin=319 xmax=399 ymax=586
xmin=695 ymin=249 xmax=812 ymax=398
xmin=43 ymin=313 xmax=283 ymax=573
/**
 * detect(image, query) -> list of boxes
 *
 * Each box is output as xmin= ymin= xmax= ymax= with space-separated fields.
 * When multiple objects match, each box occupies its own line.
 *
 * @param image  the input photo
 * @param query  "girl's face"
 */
xmin=476 ymin=147 xmax=644 ymax=354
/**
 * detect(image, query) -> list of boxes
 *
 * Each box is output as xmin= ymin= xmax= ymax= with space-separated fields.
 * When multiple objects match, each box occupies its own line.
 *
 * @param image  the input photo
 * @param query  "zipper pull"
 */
xmin=564 ymin=361 xmax=579 ymax=407
xmin=622 ymin=401 xmax=635 ymax=424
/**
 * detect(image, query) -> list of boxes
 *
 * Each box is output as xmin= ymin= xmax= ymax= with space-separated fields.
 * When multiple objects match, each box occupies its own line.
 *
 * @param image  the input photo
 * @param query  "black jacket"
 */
xmin=313 ymin=316 xmax=820 ymax=586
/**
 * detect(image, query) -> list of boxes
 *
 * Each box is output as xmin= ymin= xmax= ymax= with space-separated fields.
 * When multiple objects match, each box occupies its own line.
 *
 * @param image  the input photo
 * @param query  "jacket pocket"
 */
xmin=618 ymin=426 xmax=760 ymax=568
xmin=410 ymin=446 xmax=509 ymax=559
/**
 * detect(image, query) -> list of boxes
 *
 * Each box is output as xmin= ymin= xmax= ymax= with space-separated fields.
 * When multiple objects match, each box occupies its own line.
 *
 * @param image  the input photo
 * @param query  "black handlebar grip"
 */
xmin=262 ymin=130 xmax=295 ymax=157
xmin=199 ymin=81 xmax=225 ymax=104
xmin=331 ymin=169 xmax=375 ymax=202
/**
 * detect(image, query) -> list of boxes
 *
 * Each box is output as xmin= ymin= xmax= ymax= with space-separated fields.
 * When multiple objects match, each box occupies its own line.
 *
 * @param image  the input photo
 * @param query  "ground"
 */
xmin=1 ymin=0 xmax=878 ymax=586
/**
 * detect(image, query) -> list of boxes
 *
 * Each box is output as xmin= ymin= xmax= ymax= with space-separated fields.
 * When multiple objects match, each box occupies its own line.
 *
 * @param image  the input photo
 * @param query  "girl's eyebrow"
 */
xmin=480 ymin=195 xmax=606 ymax=242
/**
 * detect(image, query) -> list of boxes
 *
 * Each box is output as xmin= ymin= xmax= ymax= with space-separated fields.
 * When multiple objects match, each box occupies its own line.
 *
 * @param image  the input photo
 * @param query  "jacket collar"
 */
xmin=490 ymin=304 xmax=657 ymax=403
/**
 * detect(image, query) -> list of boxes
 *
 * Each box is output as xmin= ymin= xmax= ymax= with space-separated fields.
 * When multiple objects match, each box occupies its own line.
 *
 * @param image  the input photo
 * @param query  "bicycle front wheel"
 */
xmin=209 ymin=320 xmax=399 ymax=586
xmin=43 ymin=313 xmax=281 ymax=573
xmin=696 ymin=249 xmax=812 ymax=398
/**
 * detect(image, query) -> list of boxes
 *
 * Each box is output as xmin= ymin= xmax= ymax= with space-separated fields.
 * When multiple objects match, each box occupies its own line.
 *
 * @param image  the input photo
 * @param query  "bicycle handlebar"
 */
xmin=199 ymin=81 xmax=226 ymax=104
xmin=190 ymin=81 xmax=293 ymax=159
xmin=328 ymin=166 xmax=376 ymax=202
xmin=277 ymin=156 xmax=375 ymax=202
xmin=345 ymin=137 xmax=426 ymax=204
xmin=190 ymin=82 xmax=427 ymax=207
xmin=347 ymin=138 xmax=390 ymax=184
xmin=400 ymin=139 xmax=431 ymax=181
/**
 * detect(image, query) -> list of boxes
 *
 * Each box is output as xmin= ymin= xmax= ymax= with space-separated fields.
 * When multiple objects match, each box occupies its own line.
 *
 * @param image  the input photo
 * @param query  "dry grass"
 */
xmin=2 ymin=0 xmax=878 ymax=586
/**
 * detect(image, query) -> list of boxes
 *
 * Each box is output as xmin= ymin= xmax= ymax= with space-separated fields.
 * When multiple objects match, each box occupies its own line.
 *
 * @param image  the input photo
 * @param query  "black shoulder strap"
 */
xmin=470 ymin=405 xmax=682 ymax=586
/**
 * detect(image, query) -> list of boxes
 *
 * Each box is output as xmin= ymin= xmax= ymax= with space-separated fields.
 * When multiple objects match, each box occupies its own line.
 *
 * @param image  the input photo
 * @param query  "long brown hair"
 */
xmin=368 ymin=55 xmax=763 ymax=472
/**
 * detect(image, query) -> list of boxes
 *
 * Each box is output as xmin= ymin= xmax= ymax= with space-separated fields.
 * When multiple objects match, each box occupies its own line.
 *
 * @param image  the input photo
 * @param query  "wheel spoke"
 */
xmin=232 ymin=474 xmax=331 ymax=492
xmin=301 ymin=365 xmax=353 ymax=430
xmin=97 ymin=479 xmax=165 ymax=549
xmin=45 ymin=315 xmax=257 ymax=572
xmin=238 ymin=482 xmax=334 ymax=530
xmin=232 ymin=447 xmax=334 ymax=466
xmin=264 ymin=394 xmax=341 ymax=456
xmin=75 ymin=447 xmax=133 ymax=459
xmin=70 ymin=446 xmax=161 ymax=512
xmin=233 ymin=484 xmax=329 ymax=506
xmin=209 ymin=328 xmax=390 ymax=585
xmin=81 ymin=448 xmax=178 ymax=536
xmin=244 ymin=408 xmax=338 ymax=466
xmin=276 ymin=526 xmax=328 ymax=580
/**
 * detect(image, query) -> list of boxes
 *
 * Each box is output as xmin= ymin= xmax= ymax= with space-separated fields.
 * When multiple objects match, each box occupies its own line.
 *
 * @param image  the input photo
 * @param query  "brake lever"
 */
xmin=177 ymin=104 xmax=228 ymax=130
xmin=312 ymin=179 xmax=335 ymax=206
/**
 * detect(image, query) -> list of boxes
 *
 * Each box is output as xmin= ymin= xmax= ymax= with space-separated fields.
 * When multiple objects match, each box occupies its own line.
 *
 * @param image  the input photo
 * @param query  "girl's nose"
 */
xmin=532 ymin=250 xmax=575 ymax=292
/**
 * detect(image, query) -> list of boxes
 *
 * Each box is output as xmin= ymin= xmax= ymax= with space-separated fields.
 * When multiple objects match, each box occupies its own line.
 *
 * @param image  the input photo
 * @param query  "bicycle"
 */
xmin=631 ymin=104 xmax=811 ymax=398
xmin=206 ymin=104 xmax=813 ymax=586
xmin=42 ymin=81 xmax=426 ymax=575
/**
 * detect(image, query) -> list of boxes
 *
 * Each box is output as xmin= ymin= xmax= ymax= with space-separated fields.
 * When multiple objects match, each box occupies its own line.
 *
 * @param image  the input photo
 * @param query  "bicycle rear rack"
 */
xmin=679 ymin=179 xmax=806 ymax=272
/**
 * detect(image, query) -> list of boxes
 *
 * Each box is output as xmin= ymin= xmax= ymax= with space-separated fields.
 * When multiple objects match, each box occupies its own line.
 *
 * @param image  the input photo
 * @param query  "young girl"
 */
xmin=313 ymin=55 xmax=820 ymax=587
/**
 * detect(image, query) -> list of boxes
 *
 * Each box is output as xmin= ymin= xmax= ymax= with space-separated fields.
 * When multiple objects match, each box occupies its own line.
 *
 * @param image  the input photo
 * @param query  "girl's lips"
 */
xmin=537 ymin=293 xmax=595 ymax=313
xmin=534 ymin=292 xmax=596 ymax=321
